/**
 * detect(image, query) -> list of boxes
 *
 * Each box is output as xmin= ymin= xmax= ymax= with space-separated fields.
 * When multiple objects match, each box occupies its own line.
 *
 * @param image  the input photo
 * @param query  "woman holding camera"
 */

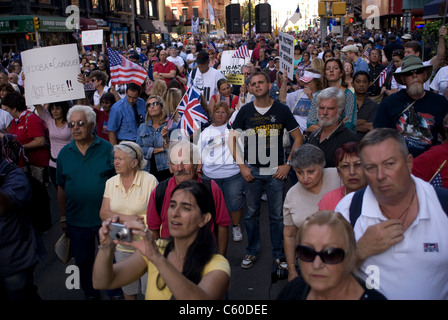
xmin=99 ymin=141 xmax=158 ymax=300
xmin=93 ymin=180 xmax=231 ymax=300
xmin=278 ymin=210 xmax=386 ymax=300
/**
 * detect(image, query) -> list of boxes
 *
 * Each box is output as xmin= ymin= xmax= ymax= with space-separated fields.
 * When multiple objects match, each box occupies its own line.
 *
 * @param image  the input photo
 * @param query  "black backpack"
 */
xmin=0 ymin=133 xmax=52 ymax=233
xmin=349 ymin=186 xmax=448 ymax=228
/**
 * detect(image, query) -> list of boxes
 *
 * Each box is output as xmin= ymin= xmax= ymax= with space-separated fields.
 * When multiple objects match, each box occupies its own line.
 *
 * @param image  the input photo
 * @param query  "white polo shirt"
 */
xmin=335 ymin=175 xmax=448 ymax=300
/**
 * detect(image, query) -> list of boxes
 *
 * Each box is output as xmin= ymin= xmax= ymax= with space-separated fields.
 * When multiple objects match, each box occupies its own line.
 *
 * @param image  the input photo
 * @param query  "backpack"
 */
xmin=154 ymin=178 xmax=217 ymax=236
xmin=0 ymin=132 xmax=52 ymax=233
xmin=348 ymin=186 xmax=448 ymax=228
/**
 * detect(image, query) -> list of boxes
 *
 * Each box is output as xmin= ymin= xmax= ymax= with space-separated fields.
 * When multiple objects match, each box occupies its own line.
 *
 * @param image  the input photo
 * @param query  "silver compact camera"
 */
xmin=109 ymin=223 xmax=132 ymax=242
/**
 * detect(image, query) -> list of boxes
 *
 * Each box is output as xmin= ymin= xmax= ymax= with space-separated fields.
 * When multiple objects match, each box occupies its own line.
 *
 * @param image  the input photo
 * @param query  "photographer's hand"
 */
xmin=124 ymin=220 xmax=162 ymax=263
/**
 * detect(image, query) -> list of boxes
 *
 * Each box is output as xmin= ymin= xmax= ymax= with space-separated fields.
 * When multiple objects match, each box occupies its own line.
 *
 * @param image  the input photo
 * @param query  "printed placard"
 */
xmin=278 ymin=32 xmax=295 ymax=81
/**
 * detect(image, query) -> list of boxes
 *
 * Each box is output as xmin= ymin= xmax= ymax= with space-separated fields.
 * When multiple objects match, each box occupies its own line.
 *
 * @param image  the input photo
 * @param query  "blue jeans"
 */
xmin=0 ymin=266 xmax=40 ymax=300
xmin=66 ymin=224 xmax=123 ymax=299
xmin=202 ymin=173 xmax=245 ymax=213
xmin=244 ymin=166 xmax=285 ymax=260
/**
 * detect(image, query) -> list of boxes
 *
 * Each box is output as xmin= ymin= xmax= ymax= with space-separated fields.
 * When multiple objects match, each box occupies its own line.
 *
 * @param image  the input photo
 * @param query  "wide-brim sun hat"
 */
xmin=393 ymin=55 xmax=433 ymax=85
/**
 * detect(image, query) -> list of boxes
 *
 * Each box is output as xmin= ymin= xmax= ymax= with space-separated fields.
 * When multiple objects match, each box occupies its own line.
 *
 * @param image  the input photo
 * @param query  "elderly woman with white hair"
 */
xmin=283 ymin=144 xmax=341 ymax=282
xmin=100 ymin=141 xmax=158 ymax=300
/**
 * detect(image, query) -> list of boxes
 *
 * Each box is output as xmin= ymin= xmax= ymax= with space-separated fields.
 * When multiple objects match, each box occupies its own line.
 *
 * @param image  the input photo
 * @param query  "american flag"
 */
xmin=177 ymin=86 xmax=209 ymax=136
xmin=208 ymin=41 xmax=217 ymax=52
xmin=363 ymin=47 xmax=371 ymax=59
xmin=232 ymin=44 xmax=250 ymax=59
xmin=430 ymin=173 xmax=443 ymax=188
xmin=377 ymin=62 xmax=393 ymax=87
xmin=107 ymin=47 xmax=147 ymax=86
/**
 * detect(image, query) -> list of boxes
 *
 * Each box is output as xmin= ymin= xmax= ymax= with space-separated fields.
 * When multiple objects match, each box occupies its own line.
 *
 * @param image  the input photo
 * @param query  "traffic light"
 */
xmin=349 ymin=17 xmax=354 ymax=24
xmin=25 ymin=33 xmax=36 ymax=41
xmin=33 ymin=17 xmax=40 ymax=30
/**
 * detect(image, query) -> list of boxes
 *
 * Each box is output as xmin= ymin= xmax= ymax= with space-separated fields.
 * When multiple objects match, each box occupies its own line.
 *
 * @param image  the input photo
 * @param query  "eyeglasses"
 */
xmin=98 ymin=60 xmax=105 ymax=62
xmin=147 ymin=101 xmax=161 ymax=107
xmin=68 ymin=120 xmax=88 ymax=128
xmin=401 ymin=68 xmax=425 ymax=77
xmin=296 ymin=245 xmax=345 ymax=264
xmin=338 ymin=161 xmax=362 ymax=172
xmin=312 ymin=53 xmax=318 ymax=56
xmin=91 ymin=78 xmax=97 ymax=82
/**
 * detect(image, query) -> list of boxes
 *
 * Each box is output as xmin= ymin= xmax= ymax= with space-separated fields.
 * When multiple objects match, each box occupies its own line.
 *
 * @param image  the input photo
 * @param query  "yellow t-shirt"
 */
xmin=143 ymin=240 xmax=231 ymax=300
xmin=103 ymin=170 xmax=158 ymax=252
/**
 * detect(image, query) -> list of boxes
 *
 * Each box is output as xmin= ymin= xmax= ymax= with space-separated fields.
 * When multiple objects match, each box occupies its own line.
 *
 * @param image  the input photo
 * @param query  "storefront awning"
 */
xmin=423 ymin=0 xmax=447 ymax=19
xmin=136 ymin=18 xmax=156 ymax=33
xmin=79 ymin=18 xmax=98 ymax=31
xmin=151 ymin=20 xmax=168 ymax=34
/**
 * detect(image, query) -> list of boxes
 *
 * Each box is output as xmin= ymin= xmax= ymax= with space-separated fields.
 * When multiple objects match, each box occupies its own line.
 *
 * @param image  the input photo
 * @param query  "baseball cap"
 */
xmin=346 ymin=36 xmax=354 ymax=42
xmin=401 ymin=34 xmax=412 ymax=40
xmin=341 ymin=45 xmax=359 ymax=53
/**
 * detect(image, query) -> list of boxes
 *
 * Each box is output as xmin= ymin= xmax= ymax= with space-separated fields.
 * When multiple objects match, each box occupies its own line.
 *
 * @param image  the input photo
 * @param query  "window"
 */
xmin=136 ymin=0 xmax=141 ymax=15
xmin=172 ymin=7 xmax=178 ymax=20
xmin=147 ymin=1 xmax=153 ymax=16
xmin=192 ymin=7 xmax=199 ymax=18
xmin=92 ymin=0 xmax=99 ymax=9
xmin=182 ymin=7 xmax=188 ymax=17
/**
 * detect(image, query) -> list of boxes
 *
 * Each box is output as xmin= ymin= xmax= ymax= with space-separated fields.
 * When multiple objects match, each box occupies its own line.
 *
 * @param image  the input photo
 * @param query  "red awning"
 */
xmin=79 ymin=18 xmax=98 ymax=31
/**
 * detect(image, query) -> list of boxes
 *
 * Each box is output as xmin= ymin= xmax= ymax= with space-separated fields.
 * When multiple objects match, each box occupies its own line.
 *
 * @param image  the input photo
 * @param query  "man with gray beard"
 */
xmin=373 ymin=56 xmax=448 ymax=157
xmin=308 ymin=87 xmax=359 ymax=167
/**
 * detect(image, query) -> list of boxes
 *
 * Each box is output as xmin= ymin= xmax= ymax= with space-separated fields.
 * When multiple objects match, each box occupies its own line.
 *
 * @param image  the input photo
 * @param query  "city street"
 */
xmin=34 ymin=182 xmax=289 ymax=301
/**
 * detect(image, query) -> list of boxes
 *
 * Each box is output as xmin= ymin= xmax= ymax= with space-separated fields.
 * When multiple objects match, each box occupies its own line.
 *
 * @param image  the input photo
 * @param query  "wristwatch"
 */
xmin=286 ymin=161 xmax=292 ymax=166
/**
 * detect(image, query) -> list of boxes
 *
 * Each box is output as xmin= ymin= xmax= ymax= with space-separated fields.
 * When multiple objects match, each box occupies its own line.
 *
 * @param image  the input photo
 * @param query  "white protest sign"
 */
xmin=22 ymin=44 xmax=85 ymax=105
xmin=278 ymin=32 xmax=295 ymax=81
xmin=219 ymin=50 xmax=252 ymax=77
xmin=81 ymin=29 xmax=103 ymax=46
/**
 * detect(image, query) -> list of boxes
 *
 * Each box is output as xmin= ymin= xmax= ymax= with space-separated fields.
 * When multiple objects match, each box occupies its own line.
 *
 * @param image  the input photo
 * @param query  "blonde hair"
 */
xmin=297 ymin=211 xmax=357 ymax=273
xmin=163 ymin=88 xmax=183 ymax=122
xmin=151 ymin=80 xmax=167 ymax=97
xmin=145 ymin=95 xmax=169 ymax=125
xmin=213 ymin=101 xmax=231 ymax=122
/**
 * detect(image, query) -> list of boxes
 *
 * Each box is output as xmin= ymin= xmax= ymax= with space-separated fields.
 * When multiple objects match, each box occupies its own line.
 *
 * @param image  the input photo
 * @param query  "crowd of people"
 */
xmin=1 ymin=23 xmax=448 ymax=301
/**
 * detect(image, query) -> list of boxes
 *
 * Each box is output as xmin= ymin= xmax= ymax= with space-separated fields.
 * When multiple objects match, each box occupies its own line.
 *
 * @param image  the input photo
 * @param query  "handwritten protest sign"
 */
xmin=81 ymin=29 xmax=103 ymax=46
xmin=22 ymin=44 xmax=85 ymax=105
xmin=278 ymin=32 xmax=295 ymax=81
xmin=219 ymin=50 xmax=252 ymax=78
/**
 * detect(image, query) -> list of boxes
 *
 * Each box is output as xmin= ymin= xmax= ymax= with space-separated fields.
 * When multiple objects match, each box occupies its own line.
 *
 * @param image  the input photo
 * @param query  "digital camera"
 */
xmin=109 ymin=223 xmax=132 ymax=242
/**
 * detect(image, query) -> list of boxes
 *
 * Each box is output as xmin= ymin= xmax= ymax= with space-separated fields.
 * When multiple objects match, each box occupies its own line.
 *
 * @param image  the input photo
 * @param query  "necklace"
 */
xmin=379 ymin=185 xmax=416 ymax=222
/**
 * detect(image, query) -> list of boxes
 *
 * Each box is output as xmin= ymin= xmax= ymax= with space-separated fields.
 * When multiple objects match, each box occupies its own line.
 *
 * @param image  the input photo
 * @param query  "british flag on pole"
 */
xmin=177 ymin=86 xmax=209 ymax=136
xmin=107 ymin=47 xmax=147 ymax=86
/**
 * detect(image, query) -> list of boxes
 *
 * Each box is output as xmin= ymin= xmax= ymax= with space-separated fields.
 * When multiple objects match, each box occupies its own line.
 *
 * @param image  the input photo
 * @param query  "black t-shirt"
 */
xmin=373 ymin=90 xmax=448 ymax=157
xmin=277 ymin=274 xmax=388 ymax=300
xmin=231 ymin=100 xmax=299 ymax=168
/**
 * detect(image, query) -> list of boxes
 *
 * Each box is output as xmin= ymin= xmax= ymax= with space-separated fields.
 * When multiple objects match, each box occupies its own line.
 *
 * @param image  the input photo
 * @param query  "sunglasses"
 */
xmin=296 ymin=245 xmax=345 ymax=264
xmin=147 ymin=101 xmax=161 ymax=107
xmin=98 ymin=59 xmax=105 ymax=62
xmin=401 ymin=68 xmax=425 ymax=77
xmin=68 ymin=120 xmax=88 ymax=128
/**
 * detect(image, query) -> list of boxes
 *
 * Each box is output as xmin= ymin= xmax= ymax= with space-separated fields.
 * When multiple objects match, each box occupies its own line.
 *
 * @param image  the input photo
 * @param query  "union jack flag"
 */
xmin=177 ymin=86 xmax=209 ymax=136
xmin=107 ymin=47 xmax=147 ymax=86
xmin=232 ymin=44 xmax=250 ymax=59
xmin=378 ymin=62 xmax=393 ymax=87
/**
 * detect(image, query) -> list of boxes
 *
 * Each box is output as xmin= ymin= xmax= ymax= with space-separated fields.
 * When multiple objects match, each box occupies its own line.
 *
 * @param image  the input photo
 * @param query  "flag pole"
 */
xmin=429 ymin=160 xmax=447 ymax=184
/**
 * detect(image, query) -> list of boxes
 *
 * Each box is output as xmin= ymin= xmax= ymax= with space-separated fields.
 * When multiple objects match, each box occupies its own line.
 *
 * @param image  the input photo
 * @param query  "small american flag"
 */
xmin=363 ymin=47 xmax=371 ymax=59
xmin=430 ymin=173 xmax=443 ymax=188
xmin=208 ymin=41 xmax=216 ymax=52
xmin=107 ymin=47 xmax=147 ymax=86
xmin=378 ymin=62 xmax=393 ymax=87
xmin=177 ymin=86 xmax=209 ymax=136
xmin=232 ymin=44 xmax=250 ymax=59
